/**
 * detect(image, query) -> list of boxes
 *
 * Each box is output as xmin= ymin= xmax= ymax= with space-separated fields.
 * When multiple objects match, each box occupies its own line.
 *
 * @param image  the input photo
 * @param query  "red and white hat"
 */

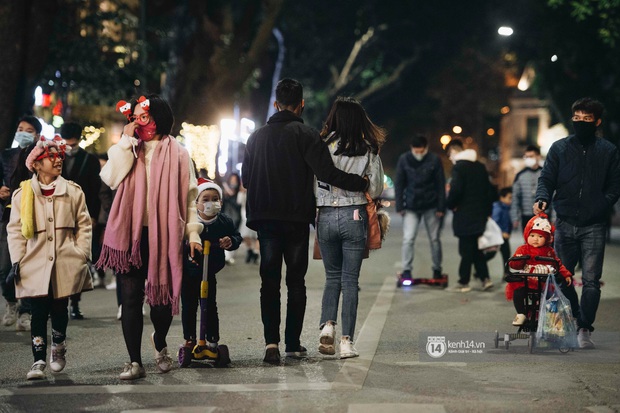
xmin=524 ymin=213 xmax=553 ymax=243
xmin=197 ymin=177 xmax=222 ymax=199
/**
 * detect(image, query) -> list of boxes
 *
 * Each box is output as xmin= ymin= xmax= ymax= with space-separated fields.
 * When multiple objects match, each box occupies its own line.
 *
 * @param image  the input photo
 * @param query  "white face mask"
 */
xmin=412 ymin=150 xmax=427 ymax=162
xmin=197 ymin=201 xmax=221 ymax=219
xmin=14 ymin=131 xmax=35 ymax=148
xmin=523 ymin=157 xmax=537 ymax=168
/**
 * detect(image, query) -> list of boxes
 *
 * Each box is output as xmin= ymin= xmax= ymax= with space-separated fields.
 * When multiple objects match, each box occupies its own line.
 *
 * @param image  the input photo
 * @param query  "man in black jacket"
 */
xmin=395 ymin=135 xmax=446 ymax=279
xmin=60 ymin=122 xmax=102 ymax=319
xmin=534 ymin=98 xmax=620 ymax=349
xmin=242 ymin=78 xmax=368 ymax=363
xmin=445 ymin=139 xmax=496 ymax=292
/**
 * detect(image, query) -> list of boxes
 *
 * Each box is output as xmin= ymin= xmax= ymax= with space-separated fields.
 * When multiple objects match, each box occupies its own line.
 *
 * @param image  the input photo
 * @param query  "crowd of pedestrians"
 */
xmin=1 ymin=86 xmax=617 ymax=380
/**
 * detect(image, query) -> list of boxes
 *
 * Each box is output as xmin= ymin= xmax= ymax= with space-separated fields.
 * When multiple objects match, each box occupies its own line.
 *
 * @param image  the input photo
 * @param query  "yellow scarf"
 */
xmin=20 ymin=180 xmax=35 ymax=239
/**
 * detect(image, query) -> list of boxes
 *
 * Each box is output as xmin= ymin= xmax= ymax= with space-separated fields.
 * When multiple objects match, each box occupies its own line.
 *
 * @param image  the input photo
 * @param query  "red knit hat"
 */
xmin=196 ymin=177 xmax=222 ymax=199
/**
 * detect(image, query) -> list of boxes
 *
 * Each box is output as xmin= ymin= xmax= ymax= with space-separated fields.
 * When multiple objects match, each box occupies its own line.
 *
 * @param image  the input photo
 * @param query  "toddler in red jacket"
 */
xmin=506 ymin=213 xmax=572 ymax=326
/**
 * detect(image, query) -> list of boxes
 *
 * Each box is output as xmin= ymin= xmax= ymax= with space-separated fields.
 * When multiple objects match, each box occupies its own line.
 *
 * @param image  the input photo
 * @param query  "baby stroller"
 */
xmin=494 ymin=255 xmax=573 ymax=353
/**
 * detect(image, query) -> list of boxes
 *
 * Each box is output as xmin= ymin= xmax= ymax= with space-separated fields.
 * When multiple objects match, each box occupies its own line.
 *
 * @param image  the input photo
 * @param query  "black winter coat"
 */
xmin=536 ymin=135 xmax=620 ymax=226
xmin=184 ymin=213 xmax=242 ymax=278
xmin=446 ymin=159 xmax=495 ymax=237
xmin=394 ymin=151 xmax=445 ymax=213
xmin=242 ymin=110 xmax=367 ymax=230
xmin=62 ymin=148 xmax=102 ymax=220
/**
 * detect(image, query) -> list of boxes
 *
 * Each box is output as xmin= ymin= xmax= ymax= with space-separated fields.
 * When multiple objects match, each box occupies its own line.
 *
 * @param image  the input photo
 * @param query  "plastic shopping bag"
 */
xmin=478 ymin=217 xmax=504 ymax=251
xmin=536 ymin=275 xmax=578 ymax=349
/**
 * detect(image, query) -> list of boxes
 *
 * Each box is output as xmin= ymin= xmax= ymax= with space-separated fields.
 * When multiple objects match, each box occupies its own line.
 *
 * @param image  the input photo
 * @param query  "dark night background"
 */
xmin=0 ymin=0 xmax=618 ymax=178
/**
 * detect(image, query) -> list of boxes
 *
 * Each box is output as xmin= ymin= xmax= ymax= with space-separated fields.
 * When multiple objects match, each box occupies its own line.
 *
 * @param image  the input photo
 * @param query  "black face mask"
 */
xmin=573 ymin=121 xmax=597 ymax=145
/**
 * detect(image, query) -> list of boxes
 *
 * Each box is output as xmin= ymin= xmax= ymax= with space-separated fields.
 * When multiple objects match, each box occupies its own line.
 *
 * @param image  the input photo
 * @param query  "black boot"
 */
xmin=70 ymin=303 xmax=84 ymax=320
xmin=245 ymin=249 xmax=253 ymax=264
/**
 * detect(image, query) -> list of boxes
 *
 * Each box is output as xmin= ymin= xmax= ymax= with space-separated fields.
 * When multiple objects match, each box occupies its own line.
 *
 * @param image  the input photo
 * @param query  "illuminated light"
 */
xmin=465 ymin=137 xmax=473 ymax=144
xmin=180 ymin=122 xmax=221 ymax=179
xmin=551 ymin=54 xmax=558 ymax=62
xmin=113 ymin=45 xmax=127 ymax=53
xmin=517 ymin=78 xmax=530 ymax=91
xmin=500 ymin=106 xmax=510 ymax=115
xmin=498 ymin=26 xmax=513 ymax=36
xmin=52 ymin=116 xmax=64 ymax=129
xmin=80 ymin=125 xmax=105 ymax=149
xmin=440 ymin=135 xmax=452 ymax=146
xmin=402 ymin=280 xmax=413 ymax=286
xmin=239 ymin=118 xmax=256 ymax=144
xmin=117 ymin=59 xmax=125 ymax=68
xmin=452 ymin=125 xmax=462 ymax=134
xmin=487 ymin=128 xmax=496 ymax=136
xmin=134 ymin=79 xmax=141 ymax=87
xmin=34 ymin=87 xmax=43 ymax=106
xmin=48 ymin=80 xmax=54 ymax=86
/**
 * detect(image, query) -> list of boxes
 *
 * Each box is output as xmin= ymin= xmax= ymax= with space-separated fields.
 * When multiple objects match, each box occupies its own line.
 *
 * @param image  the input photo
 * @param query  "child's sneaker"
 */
xmin=339 ymin=337 xmax=359 ymax=359
xmin=119 ymin=362 xmax=146 ymax=380
xmin=151 ymin=332 xmax=173 ymax=373
xmin=27 ymin=360 xmax=46 ymax=380
xmin=319 ymin=321 xmax=336 ymax=355
xmin=512 ymin=314 xmax=526 ymax=326
xmin=50 ymin=341 xmax=66 ymax=372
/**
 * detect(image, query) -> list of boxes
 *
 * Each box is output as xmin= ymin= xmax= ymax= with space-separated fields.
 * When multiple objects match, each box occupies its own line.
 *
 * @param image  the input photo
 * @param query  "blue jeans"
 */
xmin=317 ymin=206 xmax=367 ymax=340
xmin=554 ymin=219 xmax=606 ymax=331
xmin=401 ymin=209 xmax=443 ymax=273
xmin=257 ymin=221 xmax=309 ymax=349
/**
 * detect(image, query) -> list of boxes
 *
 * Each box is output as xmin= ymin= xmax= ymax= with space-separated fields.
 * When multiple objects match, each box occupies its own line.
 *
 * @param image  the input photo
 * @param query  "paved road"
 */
xmin=1 ymin=208 xmax=619 ymax=412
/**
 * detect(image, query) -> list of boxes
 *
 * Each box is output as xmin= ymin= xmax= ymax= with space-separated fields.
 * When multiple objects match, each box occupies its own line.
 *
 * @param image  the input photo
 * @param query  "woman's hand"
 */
xmin=123 ymin=121 xmax=138 ymax=137
xmin=565 ymin=277 xmax=572 ymax=286
xmin=189 ymin=241 xmax=203 ymax=260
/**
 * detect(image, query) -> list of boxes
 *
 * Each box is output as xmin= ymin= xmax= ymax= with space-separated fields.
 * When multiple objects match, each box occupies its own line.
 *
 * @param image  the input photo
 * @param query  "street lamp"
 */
xmin=498 ymin=26 xmax=513 ymax=36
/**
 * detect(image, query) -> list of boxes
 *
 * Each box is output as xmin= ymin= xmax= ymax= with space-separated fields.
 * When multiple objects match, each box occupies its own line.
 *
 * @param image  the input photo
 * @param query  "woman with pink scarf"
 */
xmin=97 ymin=95 xmax=203 ymax=380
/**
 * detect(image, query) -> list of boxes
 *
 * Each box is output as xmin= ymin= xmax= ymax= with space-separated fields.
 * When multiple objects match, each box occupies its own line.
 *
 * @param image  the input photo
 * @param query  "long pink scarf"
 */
xmin=97 ymin=136 xmax=189 ymax=314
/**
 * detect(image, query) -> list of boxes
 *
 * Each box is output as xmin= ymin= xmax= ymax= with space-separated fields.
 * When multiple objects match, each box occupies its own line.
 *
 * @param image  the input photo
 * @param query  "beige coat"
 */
xmin=7 ymin=176 xmax=93 ymax=299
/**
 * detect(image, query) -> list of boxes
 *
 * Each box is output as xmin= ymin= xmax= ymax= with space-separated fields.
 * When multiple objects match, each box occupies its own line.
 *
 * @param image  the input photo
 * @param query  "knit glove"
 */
xmin=525 ymin=264 xmax=555 ymax=274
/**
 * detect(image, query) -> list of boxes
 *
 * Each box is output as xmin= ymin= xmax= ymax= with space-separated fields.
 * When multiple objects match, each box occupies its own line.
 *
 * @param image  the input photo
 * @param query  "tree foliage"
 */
xmin=547 ymin=0 xmax=620 ymax=46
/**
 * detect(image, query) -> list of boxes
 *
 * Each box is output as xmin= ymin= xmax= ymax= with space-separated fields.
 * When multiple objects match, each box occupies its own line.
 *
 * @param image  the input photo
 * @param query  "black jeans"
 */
xmin=181 ymin=273 xmax=219 ymax=343
xmin=458 ymin=235 xmax=490 ymax=285
xmin=118 ymin=228 xmax=173 ymax=366
xmin=257 ymin=221 xmax=309 ymax=349
xmin=30 ymin=289 xmax=69 ymax=362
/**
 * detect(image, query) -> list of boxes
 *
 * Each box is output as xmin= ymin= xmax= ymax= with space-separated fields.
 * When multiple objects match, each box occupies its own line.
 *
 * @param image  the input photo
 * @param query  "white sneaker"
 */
xmin=449 ymin=283 xmax=471 ymax=293
xmin=27 ymin=361 xmax=46 ymax=380
xmin=151 ymin=332 xmax=173 ymax=373
xmin=578 ymin=328 xmax=595 ymax=349
xmin=482 ymin=279 xmax=494 ymax=291
xmin=339 ymin=337 xmax=359 ymax=359
xmin=117 ymin=305 xmax=122 ymax=320
xmin=106 ymin=281 xmax=117 ymax=290
xmin=2 ymin=302 xmax=18 ymax=326
xmin=319 ymin=321 xmax=336 ymax=355
xmin=119 ymin=362 xmax=146 ymax=380
xmin=50 ymin=342 xmax=66 ymax=372
xmin=16 ymin=313 xmax=31 ymax=331
xmin=512 ymin=314 xmax=527 ymax=326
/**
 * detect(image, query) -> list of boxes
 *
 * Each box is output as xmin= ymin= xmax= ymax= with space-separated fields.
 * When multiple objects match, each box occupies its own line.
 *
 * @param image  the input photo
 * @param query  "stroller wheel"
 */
xmin=178 ymin=345 xmax=192 ymax=367
xmin=559 ymin=346 xmax=570 ymax=353
xmin=215 ymin=344 xmax=231 ymax=367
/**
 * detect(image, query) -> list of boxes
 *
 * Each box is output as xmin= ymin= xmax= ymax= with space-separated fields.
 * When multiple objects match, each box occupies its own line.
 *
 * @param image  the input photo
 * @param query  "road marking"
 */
xmin=1 ymin=276 xmax=396 ymax=395
xmin=332 ymin=276 xmax=395 ymax=390
xmin=395 ymin=361 xmax=467 ymax=367
xmin=348 ymin=403 xmax=447 ymax=413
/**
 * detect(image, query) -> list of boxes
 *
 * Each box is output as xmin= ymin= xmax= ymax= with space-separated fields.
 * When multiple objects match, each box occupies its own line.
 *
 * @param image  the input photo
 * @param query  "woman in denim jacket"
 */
xmin=315 ymin=97 xmax=385 ymax=359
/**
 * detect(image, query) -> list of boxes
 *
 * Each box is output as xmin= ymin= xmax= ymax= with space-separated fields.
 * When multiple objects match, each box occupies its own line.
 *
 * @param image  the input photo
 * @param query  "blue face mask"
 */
xmin=14 ymin=131 xmax=35 ymax=148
